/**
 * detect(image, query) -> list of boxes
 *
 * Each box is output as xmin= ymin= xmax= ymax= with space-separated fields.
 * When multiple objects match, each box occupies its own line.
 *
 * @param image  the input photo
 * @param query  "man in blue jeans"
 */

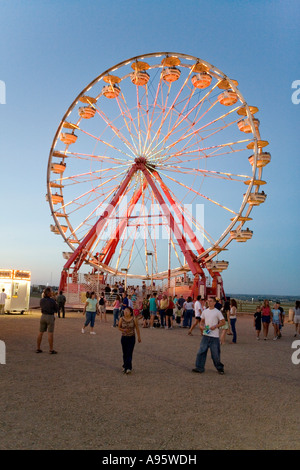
xmin=193 ymin=297 xmax=225 ymax=375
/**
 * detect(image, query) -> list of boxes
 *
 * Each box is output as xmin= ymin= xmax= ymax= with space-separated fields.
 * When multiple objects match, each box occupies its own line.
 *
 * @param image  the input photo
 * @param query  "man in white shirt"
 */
xmin=0 ymin=289 xmax=7 ymax=314
xmin=192 ymin=297 xmax=225 ymax=374
xmin=194 ymin=295 xmax=203 ymax=318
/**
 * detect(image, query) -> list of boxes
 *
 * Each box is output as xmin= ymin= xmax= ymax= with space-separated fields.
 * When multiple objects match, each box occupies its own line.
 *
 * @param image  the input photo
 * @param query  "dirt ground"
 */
xmin=0 ymin=310 xmax=299 ymax=450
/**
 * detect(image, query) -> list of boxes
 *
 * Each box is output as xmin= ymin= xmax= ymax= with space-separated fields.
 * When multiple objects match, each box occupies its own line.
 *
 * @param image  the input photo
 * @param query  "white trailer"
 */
xmin=0 ymin=269 xmax=31 ymax=314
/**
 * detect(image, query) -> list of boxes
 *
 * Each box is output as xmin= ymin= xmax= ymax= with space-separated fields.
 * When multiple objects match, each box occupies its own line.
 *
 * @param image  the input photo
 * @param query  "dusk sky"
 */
xmin=1 ymin=0 xmax=299 ymax=295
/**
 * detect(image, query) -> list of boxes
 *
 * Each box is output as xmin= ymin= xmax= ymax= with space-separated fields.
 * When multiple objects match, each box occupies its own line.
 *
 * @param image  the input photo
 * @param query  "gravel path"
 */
xmin=0 ymin=311 xmax=299 ymax=450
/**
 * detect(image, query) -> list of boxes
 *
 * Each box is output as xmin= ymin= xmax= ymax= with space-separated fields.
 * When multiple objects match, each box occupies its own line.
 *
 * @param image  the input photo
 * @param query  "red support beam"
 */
xmin=152 ymin=170 xmax=206 ymax=257
xmin=100 ymin=179 xmax=148 ymax=266
xmin=58 ymin=157 xmax=224 ymax=299
xmin=59 ymin=164 xmax=137 ymax=290
xmin=142 ymin=167 xmax=203 ymax=277
xmin=152 ymin=170 xmax=224 ymax=297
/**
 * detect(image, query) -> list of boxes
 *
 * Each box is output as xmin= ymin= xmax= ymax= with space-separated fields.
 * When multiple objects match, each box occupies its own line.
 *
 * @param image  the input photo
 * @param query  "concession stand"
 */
xmin=0 ymin=269 xmax=31 ymax=314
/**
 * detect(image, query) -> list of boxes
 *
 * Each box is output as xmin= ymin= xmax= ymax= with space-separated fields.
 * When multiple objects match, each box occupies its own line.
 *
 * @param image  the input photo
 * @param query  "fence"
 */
xmin=65 ymin=274 xmax=150 ymax=310
xmin=236 ymin=300 xmax=295 ymax=318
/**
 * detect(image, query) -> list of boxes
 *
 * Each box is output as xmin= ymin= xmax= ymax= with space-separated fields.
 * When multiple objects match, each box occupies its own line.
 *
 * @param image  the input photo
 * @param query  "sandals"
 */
xmin=36 ymin=349 xmax=57 ymax=354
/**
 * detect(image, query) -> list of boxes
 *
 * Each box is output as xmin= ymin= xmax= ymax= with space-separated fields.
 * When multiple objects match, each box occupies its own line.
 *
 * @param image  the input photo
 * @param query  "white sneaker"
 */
xmin=90 ymin=331 xmax=96 ymax=335
xmin=81 ymin=328 xmax=85 ymax=334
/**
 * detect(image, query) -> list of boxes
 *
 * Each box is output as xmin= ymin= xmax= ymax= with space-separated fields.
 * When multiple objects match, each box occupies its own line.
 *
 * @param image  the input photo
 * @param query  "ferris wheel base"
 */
xmin=189 ymin=273 xmax=225 ymax=300
xmin=58 ymin=269 xmax=225 ymax=300
xmin=59 ymin=270 xmax=68 ymax=293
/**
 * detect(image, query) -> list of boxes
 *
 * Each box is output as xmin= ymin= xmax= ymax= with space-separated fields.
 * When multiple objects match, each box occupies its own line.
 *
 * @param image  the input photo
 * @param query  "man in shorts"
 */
xmin=99 ymin=292 xmax=107 ymax=322
xmin=36 ymin=287 xmax=58 ymax=354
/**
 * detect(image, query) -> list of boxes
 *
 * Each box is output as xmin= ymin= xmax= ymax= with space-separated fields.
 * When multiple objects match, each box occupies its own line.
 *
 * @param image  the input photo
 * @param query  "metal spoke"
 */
xmin=159 ymin=170 xmax=238 ymax=216
xmin=156 ymin=164 xmax=251 ymax=182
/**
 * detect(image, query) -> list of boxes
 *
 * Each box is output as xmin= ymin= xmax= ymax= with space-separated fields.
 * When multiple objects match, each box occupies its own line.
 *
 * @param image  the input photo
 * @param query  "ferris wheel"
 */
xmin=47 ymin=52 xmax=270 ymax=297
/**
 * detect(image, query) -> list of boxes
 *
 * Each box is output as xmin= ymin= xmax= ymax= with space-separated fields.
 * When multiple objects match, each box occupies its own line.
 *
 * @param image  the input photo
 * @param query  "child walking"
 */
xmin=118 ymin=306 xmax=141 ymax=374
xmin=271 ymin=302 xmax=281 ymax=340
xmin=254 ymin=305 xmax=262 ymax=340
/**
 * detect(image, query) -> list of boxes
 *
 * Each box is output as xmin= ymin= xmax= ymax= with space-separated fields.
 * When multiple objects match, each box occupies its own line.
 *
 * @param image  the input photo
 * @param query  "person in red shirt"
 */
xmin=261 ymin=299 xmax=271 ymax=340
xmin=165 ymin=295 xmax=175 ymax=329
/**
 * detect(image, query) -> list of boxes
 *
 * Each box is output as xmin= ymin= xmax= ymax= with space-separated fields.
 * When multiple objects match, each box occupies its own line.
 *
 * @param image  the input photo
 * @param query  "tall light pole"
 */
xmin=146 ymin=252 xmax=154 ymax=292
xmin=97 ymin=253 xmax=105 ymax=297
xmin=168 ymin=232 xmax=171 ymax=293
xmin=121 ymin=268 xmax=128 ymax=291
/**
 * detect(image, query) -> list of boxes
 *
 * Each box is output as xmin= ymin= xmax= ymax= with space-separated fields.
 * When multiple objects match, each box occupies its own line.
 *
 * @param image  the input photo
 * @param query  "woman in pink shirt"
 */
xmin=112 ymin=295 xmax=120 ymax=327
xmin=261 ymin=299 xmax=271 ymax=340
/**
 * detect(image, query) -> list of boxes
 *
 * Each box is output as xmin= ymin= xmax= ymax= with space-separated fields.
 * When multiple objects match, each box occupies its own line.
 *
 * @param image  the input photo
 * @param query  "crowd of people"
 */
xmin=95 ymin=290 xmax=239 ymax=345
xmin=252 ymin=299 xmax=299 ymax=341
xmin=36 ymin=284 xmax=300 ymax=375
